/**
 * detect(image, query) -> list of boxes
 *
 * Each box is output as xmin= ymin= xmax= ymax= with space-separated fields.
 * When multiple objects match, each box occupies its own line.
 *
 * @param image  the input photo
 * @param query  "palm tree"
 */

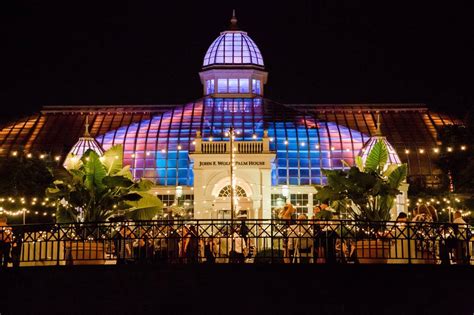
xmin=47 ymin=145 xmax=162 ymax=223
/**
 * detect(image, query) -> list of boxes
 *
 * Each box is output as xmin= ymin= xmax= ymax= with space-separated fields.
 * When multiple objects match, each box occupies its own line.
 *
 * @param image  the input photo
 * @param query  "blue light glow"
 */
xmin=97 ymin=98 xmax=366 ymax=186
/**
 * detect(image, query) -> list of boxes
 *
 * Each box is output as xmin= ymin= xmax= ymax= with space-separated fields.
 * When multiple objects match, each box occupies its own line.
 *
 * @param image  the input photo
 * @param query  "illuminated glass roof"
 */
xmin=96 ymin=98 xmax=365 ymax=186
xmin=203 ymin=31 xmax=264 ymax=68
xmin=0 ymin=103 xmax=460 ymax=188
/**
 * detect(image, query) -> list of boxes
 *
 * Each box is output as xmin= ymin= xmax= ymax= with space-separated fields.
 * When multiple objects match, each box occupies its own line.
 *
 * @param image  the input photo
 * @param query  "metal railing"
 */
xmin=0 ymin=219 xmax=472 ymax=266
xmin=198 ymin=141 xmax=265 ymax=154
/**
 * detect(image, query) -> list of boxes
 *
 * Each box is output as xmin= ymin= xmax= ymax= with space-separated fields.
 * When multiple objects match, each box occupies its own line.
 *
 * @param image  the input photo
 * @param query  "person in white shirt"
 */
xmin=229 ymin=228 xmax=246 ymax=263
xmin=453 ymin=210 xmax=470 ymax=264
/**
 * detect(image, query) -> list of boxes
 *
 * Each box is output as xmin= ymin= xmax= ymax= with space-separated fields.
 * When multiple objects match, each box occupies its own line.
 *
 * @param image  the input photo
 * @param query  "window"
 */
xmin=252 ymin=79 xmax=261 ymax=94
xmin=228 ymin=79 xmax=239 ymax=93
xmin=206 ymin=79 xmax=214 ymax=95
xmin=290 ymin=194 xmax=309 ymax=214
xmin=239 ymin=79 xmax=249 ymax=93
xmin=156 ymin=195 xmax=175 ymax=209
xmin=216 ymin=79 xmax=251 ymax=94
xmin=217 ymin=79 xmax=228 ymax=93
xmin=218 ymin=185 xmax=247 ymax=197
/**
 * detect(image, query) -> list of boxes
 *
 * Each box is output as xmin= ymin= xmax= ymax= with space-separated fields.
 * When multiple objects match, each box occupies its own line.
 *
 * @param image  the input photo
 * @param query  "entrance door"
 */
xmin=213 ymin=185 xmax=253 ymax=219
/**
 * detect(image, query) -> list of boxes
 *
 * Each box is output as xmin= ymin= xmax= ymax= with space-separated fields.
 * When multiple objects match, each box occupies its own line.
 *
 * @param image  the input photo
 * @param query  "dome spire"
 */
xmin=229 ymin=9 xmax=239 ymax=30
xmin=84 ymin=115 xmax=91 ymax=137
xmin=375 ymin=113 xmax=382 ymax=136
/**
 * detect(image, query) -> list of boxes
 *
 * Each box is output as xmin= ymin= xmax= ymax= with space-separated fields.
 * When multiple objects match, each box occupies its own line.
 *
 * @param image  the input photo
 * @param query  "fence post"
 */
xmin=271 ymin=218 xmax=274 ymax=263
xmin=56 ymin=224 xmax=61 ymax=266
xmin=407 ymin=222 xmax=412 ymax=265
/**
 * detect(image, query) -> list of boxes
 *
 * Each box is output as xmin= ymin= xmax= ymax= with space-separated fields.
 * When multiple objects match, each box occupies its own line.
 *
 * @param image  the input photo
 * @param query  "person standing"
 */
xmin=452 ymin=210 xmax=470 ymax=265
xmin=11 ymin=225 xmax=24 ymax=268
xmin=288 ymin=214 xmax=312 ymax=263
xmin=0 ymin=216 xmax=12 ymax=268
xmin=204 ymin=236 xmax=216 ymax=263
xmin=229 ymin=228 xmax=246 ymax=263
xmin=184 ymin=225 xmax=199 ymax=263
xmin=115 ymin=224 xmax=133 ymax=265
xmin=389 ymin=212 xmax=413 ymax=264
xmin=167 ymin=226 xmax=180 ymax=263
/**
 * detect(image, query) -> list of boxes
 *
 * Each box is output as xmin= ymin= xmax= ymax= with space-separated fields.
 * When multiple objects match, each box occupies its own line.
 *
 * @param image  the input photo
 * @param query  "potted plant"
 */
xmin=47 ymin=145 xmax=163 ymax=265
xmin=315 ymin=140 xmax=407 ymax=263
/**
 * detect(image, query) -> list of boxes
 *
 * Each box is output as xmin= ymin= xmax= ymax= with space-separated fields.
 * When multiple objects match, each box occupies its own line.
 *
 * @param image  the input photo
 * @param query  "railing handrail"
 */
xmin=3 ymin=219 xmax=472 ymax=267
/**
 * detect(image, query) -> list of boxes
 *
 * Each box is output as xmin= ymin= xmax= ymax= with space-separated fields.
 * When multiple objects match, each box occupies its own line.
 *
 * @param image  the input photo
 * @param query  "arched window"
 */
xmin=218 ymin=185 xmax=247 ymax=197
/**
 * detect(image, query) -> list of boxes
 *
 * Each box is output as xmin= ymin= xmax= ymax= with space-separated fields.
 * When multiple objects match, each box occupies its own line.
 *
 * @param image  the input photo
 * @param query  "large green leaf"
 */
xmin=82 ymin=150 xmax=107 ymax=192
xmin=135 ymin=179 xmax=154 ymax=191
xmin=103 ymin=176 xmax=134 ymax=188
xmin=365 ymin=140 xmax=388 ymax=172
xmin=315 ymin=186 xmax=342 ymax=203
xmin=102 ymin=145 xmax=124 ymax=175
xmin=323 ymin=169 xmax=349 ymax=192
xmin=115 ymin=165 xmax=133 ymax=180
xmin=125 ymin=192 xmax=163 ymax=220
xmin=387 ymin=164 xmax=407 ymax=189
xmin=63 ymin=153 xmax=82 ymax=170
xmin=355 ymin=156 xmax=364 ymax=171
xmin=382 ymin=164 xmax=398 ymax=178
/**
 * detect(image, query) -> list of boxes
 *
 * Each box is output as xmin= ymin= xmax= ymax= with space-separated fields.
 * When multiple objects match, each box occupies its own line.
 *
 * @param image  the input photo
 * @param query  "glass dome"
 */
xmin=203 ymin=31 xmax=264 ymax=68
xmin=358 ymin=136 xmax=402 ymax=168
xmin=63 ymin=118 xmax=104 ymax=168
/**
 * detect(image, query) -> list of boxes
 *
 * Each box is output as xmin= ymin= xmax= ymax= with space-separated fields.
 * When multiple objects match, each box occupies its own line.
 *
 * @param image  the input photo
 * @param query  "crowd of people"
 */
xmin=0 ymin=205 xmax=472 ymax=266
xmin=113 ymin=221 xmax=252 ymax=264
xmin=390 ymin=206 xmax=471 ymax=264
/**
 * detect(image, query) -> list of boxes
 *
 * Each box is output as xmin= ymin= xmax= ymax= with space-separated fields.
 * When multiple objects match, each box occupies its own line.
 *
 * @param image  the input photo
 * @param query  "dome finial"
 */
xmin=375 ymin=113 xmax=382 ymax=136
xmin=230 ymin=9 xmax=239 ymax=30
xmin=84 ymin=115 xmax=91 ymax=137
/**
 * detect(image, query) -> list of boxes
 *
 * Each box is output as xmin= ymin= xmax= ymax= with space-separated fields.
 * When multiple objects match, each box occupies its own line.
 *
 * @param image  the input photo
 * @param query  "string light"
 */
xmin=1 ymin=143 xmax=470 ymax=163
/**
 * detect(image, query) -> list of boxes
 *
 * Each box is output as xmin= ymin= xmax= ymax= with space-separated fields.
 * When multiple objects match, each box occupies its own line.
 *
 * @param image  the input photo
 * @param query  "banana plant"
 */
xmin=316 ymin=140 xmax=407 ymax=222
xmin=47 ymin=145 xmax=162 ymax=223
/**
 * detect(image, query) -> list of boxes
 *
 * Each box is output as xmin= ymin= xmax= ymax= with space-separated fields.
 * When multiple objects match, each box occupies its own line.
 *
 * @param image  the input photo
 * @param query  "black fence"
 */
xmin=0 ymin=219 xmax=472 ymax=266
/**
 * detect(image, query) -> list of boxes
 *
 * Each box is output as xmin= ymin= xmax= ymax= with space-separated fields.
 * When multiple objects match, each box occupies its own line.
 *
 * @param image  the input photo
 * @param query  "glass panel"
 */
xmin=228 ymin=79 xmax=238 ymax=93
xmin=239 ymin=79 xmax=249 ymax=93
xmin=206 ymin=79 xmax=215 ymax=94
xmin=252 ymin=79 xmax=261 ymax=94
xmin=217 ymin=79 xmax=227 ymax=93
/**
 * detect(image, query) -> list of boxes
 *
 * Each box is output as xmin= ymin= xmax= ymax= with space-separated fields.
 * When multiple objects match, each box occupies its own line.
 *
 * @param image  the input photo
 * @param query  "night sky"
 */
xmin=1 ymin=1 xmax=473 ymax=122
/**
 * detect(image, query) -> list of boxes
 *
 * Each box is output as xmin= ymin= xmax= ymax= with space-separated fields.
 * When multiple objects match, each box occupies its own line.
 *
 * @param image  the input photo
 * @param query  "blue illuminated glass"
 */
xmin=217 ymin=79 xmax=227 ymax=93
xmin=206 ymin=79 xmax=214 ymax=94
xmin=239 ymin=79 xmax=249 ymax=93
xmin=99 ymin=98 xmax=366 ymax=187
xmin=228 ymin=79 xmax=238 ymax=93
xmin=252 ymin=79 xmax=261 ymax=94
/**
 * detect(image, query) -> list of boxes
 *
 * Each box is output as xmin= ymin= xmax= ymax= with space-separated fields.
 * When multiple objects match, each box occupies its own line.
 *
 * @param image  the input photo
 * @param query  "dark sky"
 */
xmin=1 ymin=1 xmax=473 ymax=121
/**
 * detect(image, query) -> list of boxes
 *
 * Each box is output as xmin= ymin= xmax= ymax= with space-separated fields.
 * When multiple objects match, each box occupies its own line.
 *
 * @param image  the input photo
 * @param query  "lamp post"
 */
xmin=229 ymin=127 xmax=236 ymax=221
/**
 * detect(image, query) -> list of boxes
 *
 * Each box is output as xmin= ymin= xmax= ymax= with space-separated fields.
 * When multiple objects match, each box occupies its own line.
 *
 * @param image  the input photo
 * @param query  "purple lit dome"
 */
xmin=358 ymin=120 xmax=401 ymax=169
xmin=203 ymin=13 xmax=264 ymax=68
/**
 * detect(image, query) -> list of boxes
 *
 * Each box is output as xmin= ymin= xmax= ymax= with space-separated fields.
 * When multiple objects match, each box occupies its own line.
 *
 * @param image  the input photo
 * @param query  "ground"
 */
xmin=1 ymin=264 xmax=473 ymax=314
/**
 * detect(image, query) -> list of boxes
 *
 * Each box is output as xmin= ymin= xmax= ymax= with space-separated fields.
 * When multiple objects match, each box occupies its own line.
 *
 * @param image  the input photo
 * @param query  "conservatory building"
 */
xmin=0 ymin=15 xmax=461 ymax=219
